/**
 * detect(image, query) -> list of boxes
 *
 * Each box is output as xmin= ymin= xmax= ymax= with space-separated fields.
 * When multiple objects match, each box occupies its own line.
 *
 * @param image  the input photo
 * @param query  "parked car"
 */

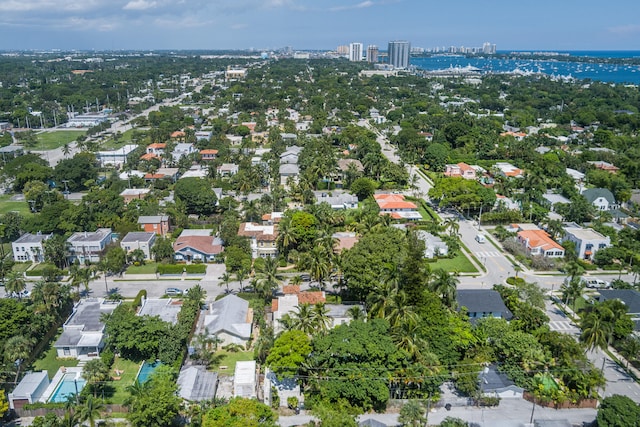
xmin=475 ymin=234 xmax=486 ymax=244
xmin=581 ymin=277 xmax=610 ymax=289
xmin=9 ymin=290 xmax=31 ymax=299
xmin=165 ymin=287 xmax=183 ymax=297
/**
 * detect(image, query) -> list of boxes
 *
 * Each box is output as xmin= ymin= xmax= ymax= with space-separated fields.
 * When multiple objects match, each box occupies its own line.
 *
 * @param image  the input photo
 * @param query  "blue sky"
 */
xmin=0 ymin=0 xmax=639 ymax=51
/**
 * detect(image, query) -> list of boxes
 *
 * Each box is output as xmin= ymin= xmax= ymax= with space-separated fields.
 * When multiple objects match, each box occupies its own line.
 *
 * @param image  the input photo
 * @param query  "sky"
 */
xmin=0 ymin=0 xmax=639 ymax=51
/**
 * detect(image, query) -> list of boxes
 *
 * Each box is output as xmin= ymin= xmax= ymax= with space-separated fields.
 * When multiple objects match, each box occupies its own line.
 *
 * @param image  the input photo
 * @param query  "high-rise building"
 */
xmin=349 ymin=43 xmax=363 ymax=62
xmin=337 ymin=45 xmax=349 ymax=56
xmin=366 ymin=45 xmax=379 ymax=63
xmin=388 ymin=40 xmax=410 ymax=69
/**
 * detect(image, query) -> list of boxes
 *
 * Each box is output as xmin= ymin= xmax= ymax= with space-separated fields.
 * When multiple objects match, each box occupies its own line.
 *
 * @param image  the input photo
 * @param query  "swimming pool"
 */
xmin=137 ymin=361 xmax=162 ymax=384
xmin=49 ymin=373 xmax=86 ymax=403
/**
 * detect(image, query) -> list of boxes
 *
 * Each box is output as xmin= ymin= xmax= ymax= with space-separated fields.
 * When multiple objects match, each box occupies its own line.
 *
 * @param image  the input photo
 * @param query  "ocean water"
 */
xmin=411 ymin=52 xmax=640 ymax=84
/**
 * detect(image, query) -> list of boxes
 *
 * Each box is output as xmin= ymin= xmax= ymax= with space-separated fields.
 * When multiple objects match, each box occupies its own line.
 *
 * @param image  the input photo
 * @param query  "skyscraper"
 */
xmin=349 ymin=43 xmax=363 ymax=62
xmin=366 ymin=45 xmax=379 ymax=63
xmin=388 ymin=40 xmax=411 ymax=69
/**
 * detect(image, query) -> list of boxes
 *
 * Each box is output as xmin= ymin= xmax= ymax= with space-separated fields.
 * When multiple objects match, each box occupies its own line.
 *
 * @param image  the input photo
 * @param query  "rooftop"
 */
xmin=177 ymin=366 xmax=218 ymax=401
xmin=68 ymin=228 xmax=112 ymax=244
xmin=457 ymin=290 xmax=512 ymax=319
xmin=121 ymin=232 xmax=155 ymax=243
xmin=138 ymin=298 xmax=182 ymax=324
xmin=10 ymin=371 xmax=49 ymax=399
xmin=13 ymin=232 xmax=51 ymax=244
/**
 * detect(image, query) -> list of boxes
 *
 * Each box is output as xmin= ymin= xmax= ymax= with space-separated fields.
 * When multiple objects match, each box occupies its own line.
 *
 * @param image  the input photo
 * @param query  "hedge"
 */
xmin=157 ymin=264 xmax=206 ymax=275
xmin=133 ymin=289 xmax=147 ymax=307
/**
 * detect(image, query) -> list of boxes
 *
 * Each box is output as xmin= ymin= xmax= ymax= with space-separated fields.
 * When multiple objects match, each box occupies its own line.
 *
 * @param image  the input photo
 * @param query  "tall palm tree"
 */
xmin=78 ymin=396 xmax=104 ymax=427
xmin=443 ymin=217 xmax=460 ymax=237
xmin=5 ymin=271 xmax=26 ymax=299
xmin=4 ymin=335 xmax=35 ymax=383
xmin=580 ymin=312 xmax=614 ymax=352
xmin=82 ymin=359 xmax=109 ymax=397
xmin=291 ymin=303 xmax=316 ymax=335
xmin=311 ymin=303 xmax=331 ymax=333
xmin=367 ymin=281 xmax=398 ymax=320
xmin=235 ymin=267 xmax=249 ymax=292
xmin=256 ymin=256 xmax=281 ymax=297
xmin=219 ymin=272 xmax=232 ymax=294
xmin=429 ymin=269 xmax=459 ymax=309
xmin=561 ymin=277 xmax=584 ymax=310
xmin=347 ymin=305 xmax=365 ymax=321
xmin=308 ymin=246 xmax=331 ymax=288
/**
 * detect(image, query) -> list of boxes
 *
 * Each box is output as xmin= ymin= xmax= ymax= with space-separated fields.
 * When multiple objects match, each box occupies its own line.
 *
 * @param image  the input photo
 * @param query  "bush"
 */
xmin=287 ymin=396 xmax=299 ymax=409
xmin=100 ymin=348 xmax=115 ymax=369
xmin=475 ymin=396 xmax=500 ymax=407
xmin=133 ymin=289 xmax=147 ymax=307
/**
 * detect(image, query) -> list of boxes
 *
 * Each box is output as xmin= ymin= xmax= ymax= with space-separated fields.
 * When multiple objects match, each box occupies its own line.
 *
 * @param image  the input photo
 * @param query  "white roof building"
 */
xmin=234 ymin=361 xmax=257 ymax=399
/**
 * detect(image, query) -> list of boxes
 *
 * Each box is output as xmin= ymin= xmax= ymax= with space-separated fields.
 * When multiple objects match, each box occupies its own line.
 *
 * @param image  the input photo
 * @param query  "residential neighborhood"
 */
xmin=1 ymin=51 xmax=640 ymax=427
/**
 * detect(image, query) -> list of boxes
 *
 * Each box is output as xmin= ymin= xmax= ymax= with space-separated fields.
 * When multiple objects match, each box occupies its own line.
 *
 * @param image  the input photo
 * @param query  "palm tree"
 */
xmin=308 ymin=246 xmax=331 ymax=288
xmin=367 ymin=281 xmax=398 ymax=319
xmin=443 ymin=217 xmax=460 ymax=237
xmin=561 ymin=277 xmax=584 ymax=310
xmin=429 ymin=269 xmax=459 ymax=309
xmin=256 ymin=256 xmax=281 ymax=298
xmin=124 ymin=379 xmax=150 ymax=411
xmin=4 ymin=335 xmax=35 ymax=383
xmin=347 ymin=305 xmax=365 ymax=321
xmin=235 ymin=268 xmax=249 ymax=292
xmin=311 ymin=303 xmax=331 ymax=333
xmin=5 ymin=271 xmax=26 ymax=299
xmin=580 ymin=312 xmax=614 ymax=352
xmin=291 ymin=303 xmax=316 ymax=335
xmin=82 ymin=359 xmax=109 ymax=397
xmin=78 ymin=395 xmax=104 ymax=427
xmin=62 ymin=143 xmax=71 ymax=158
xmin=219 ymin=272 xmax=232 ymax=294
xmin=398 ymin=400 xmax=427 ymax=426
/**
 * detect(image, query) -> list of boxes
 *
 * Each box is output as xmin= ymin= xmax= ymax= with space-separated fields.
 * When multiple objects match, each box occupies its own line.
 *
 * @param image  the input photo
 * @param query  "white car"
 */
xmin=581 ymin=277 xmax=610 ymax=289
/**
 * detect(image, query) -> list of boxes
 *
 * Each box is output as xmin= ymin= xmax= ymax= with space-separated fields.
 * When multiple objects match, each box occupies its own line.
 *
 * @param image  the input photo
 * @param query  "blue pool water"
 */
xmin=49 ymin=373 xmax=86 ymax=403
xmin=137 ymin=361 xmax=162 ymax=384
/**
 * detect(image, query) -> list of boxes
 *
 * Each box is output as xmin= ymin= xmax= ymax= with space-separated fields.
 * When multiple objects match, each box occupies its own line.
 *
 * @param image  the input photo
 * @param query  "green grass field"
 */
xmin=126 ymin=262 xmax=158 ymax=274
xmin=430 ymin=251 xmax=478 ymax=273
xmin=35 ymin=130 xmax=86 ymax=150
xmin=33 ymin=345 xmax=79 ymax=378
xmin=108 ymin=358 xmax=141 ymax=403
xmin=11 ymin=262 xmax=32 ymax=273
xmin=0 ymin=195 xmax=32 ymax=216
xmin=215 ymin=350 xmax=254 ymax=375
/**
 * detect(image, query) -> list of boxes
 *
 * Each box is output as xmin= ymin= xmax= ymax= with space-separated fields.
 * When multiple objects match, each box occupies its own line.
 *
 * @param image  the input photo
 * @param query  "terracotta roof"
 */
xmin=171 ymin=131 xmax=185 ymax=138
xmin=378 ymin=201 xmax=417 ymax=210
xmin=271 ymin=299 xmax=279 ymax=312
xmin=140 ymin=153 xmax=160 ymax=161
xmin=334 ymin=236 xmax=359 ymax=252
xmin=283 ymin=285 xmax=300 ymax=294
xmin=458 ymin=162 xmax=474 ymax=172
xmin=262 ymin=213 xmax=272 ymax=221
xmin=298 ymin=292 xmax=326 ymax=305
xmin=200 ymin=149 xmax=219 ymax=155
xmin=504 ymin=168 xmax=523 ymax=177
xmin=148 ymin=143 xmax=166 ymax=149
xmin=517 ymin=230 xmax=564 ymax=251
xmin=144 ymin=173 xmax=165 ymax=179
xmin=173 ymin=236 xmax=223 ymax=255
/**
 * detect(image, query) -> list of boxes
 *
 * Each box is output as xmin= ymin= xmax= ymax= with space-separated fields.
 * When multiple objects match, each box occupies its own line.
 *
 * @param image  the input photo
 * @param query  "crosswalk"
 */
xmin=549 ymin=321 xmax=579 ymax=332
xmin=475 ymin=251 xmax=503 ymax=258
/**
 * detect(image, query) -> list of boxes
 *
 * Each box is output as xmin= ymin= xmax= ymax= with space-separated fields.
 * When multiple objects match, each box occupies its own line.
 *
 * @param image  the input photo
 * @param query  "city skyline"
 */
xmin=0 ymin=0 xmax=639 ymax=51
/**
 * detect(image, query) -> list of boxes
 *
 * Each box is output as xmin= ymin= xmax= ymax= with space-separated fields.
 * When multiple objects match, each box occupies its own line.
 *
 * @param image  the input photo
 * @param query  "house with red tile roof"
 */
xmin=173 ymin=230 xmax=223 ymax=262
xmin=200 ymin=149 xmax=219 ymax=161
xmin=517 ymin=229 xmax=564 ymax=258
xmin=146 ymin=143 xmax=166 ymax=156
xmin=374 ymin=193 xmax=422 ymax=220
xmin=444 ymin=162 xmax=477 ymax=180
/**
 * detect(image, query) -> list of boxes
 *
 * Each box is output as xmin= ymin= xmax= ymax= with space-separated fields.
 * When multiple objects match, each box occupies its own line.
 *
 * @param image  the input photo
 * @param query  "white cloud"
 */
xmin=123 ymin=0 xmax=158 ymax=11
xmin=608 ymin=24 xmax=640 ymax=35
xmin=329 ymin=1 xmax=374 ymax=12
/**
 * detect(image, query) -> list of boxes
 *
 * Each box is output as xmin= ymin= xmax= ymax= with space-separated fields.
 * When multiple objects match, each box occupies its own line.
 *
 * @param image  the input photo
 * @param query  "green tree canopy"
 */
xmin=174 ymin=177 xmax=218 ymax=216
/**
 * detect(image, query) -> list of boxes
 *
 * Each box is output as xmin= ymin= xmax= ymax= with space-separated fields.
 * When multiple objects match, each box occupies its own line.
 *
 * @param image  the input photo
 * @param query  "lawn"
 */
xmin=11 ymin=262 xmax=32 ymax=273
xmin=215 ymin=350 xmax=254 ymax=375
xmin=0 ymin=195 xmax=32 ymax=216
xmin=107 ymin=357 xmax=141 ymax=404
xmin=35 ymin=130 xmax=86 ymax=150
xmin=100 ymin=129 xmax=144 ymax=149
xmin=429 ymin=251 xmax=478 ymax=273
xmin=33 ymin=345 xmax=79 ymax=378
xmin=126 ymin=262 xmax=158 ymax=274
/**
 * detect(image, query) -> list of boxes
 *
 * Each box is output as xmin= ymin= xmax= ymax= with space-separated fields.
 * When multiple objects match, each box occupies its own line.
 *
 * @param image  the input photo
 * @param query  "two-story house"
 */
xmin=444 ymin=162 xmax=477 ymax=180
xmin=238 ymin=223 xmax=278 ymax=259
xmin=12 ymin=232 xmax=52 ymax=263
xmin=200 ymin=149 xmax=219 ymax=161
xmin=137 ymin=215 xmax=170 ymax=236
xmin=563 ymin=224 xmax=611 ymax=261
xmin=120 ymin=232 xmax=156 ymax=260
xmin=582 ymin=188 xmax=618 ymax=211
xmin=67 ymin=228 xmax=113 ymax=264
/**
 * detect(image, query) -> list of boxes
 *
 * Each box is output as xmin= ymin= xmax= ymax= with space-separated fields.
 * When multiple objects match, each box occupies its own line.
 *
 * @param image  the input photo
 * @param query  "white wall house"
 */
xmin=563 ymin=225 xmax=611 ymax=262
xmin=12 ymin=233 xmax=52 ymax=263
xmin=67 ymin=228 xmax=112 ymax=264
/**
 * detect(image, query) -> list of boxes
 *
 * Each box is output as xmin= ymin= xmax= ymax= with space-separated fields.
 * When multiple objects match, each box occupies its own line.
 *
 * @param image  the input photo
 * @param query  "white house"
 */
xmin=12 ymin=232 xmax=52 ymax=263
xmin=315 ymin=191 xmax=359 ymax=210
xmin=96 ymin=144 xmax=138 ymax=167
xmin=415 ymin=230 xmax=449 ymax=258
xmin=172 ymin=143 xmax=197 ymax=161
xmin=234 ymin=361 xmax=257 ymax=399
xmin=67 ymin=228 xmax=113 ymax=264
xmin=582 ymin=188 xmax=618 ymax=211
xmin=120 ymin=232 xmax=156 ymax=260
xmin=54 ymin=298 xmax=120 ymax=359
xmin=203 ymin=295 xmax=253 ymax=346
xmin=8 ymin=371 xmax=50 ymax=411
xmin=563 ymin=224 xmax=611 ymax=262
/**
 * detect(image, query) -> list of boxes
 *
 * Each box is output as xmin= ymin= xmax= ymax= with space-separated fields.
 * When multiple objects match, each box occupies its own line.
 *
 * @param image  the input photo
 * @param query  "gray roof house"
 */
xmin=138 ymin=297 xmax=182 ymax=324
xmin=597 ymin=290 xmax=640 ymax=330
xmin=67 ymin=228 xmax=113 ymax=264
xmin=54 ymin=298 xmax=120 ymax=360
xmin=120 ymin=232 xmax=156 ymax=260
xmin=203 ymin=295 xmax=253 ymax=346
xmin=479 ymin=364 xmax=524 ymax=398
xmin=582 ymin=188 xmax=618 ymax=211
xmin=315 ymin=191 xmax=359 ymax=210
xmin=12 ymin=232 xmax=52 ymax=263
xmin=8 ymin=371 xmax=50 ymax=411
xmin=177 ymin=366 xmax=218 ymax=401
xmin=415 ymin=230 xmax=449 ymax=258
xmin=457 ymin=290 xmax=512 ymax=322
